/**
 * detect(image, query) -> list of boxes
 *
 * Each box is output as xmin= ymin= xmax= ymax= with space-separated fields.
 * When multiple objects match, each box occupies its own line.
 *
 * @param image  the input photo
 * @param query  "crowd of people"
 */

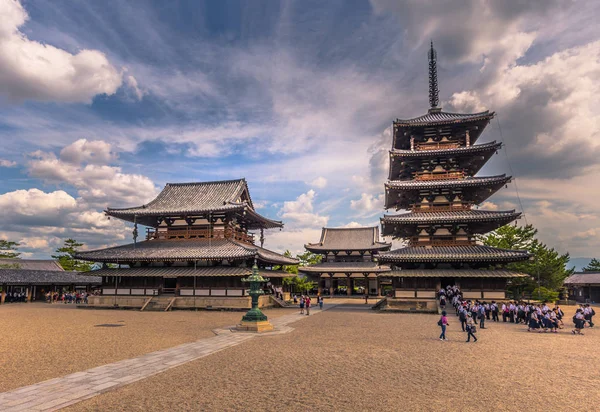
xmin=45 ymin=291 xmax=92 ymax=304
xmin=2 ymin=291 xmax=28 ymax=303
xmin=438 ymin=284 xmax=596 ymax=340
xmin=293 ymin=294 xmax=324 ymax=315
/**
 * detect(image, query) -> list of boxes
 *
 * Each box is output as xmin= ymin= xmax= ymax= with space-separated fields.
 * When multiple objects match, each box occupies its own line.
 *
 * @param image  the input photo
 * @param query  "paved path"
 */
xmin=0 ymin=308 xmax=331 ymax=412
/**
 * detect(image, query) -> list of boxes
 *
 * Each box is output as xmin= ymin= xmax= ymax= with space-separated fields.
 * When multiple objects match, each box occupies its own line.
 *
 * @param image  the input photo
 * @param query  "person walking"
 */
xmin=491 ymin=301 xmax=499 ymax=322
xmin=318 ymin=296 xmax=324 ymax=310
xmin=299 ymin=295 xmax=305 ymax=315
xmin=438 ymin=310 xmax=449 ymax=341
xmin=479 ymin=303 xmax=486 ymax=329
xmin=459 ymin=306 xmax=467 ymax=332
xmin=305 ymin=296 xmax=311 ymax=315
xmin=466 ymin=313 xmax=478 ymax=342
xmin=572 ymin=309 xmax=585 ymax=335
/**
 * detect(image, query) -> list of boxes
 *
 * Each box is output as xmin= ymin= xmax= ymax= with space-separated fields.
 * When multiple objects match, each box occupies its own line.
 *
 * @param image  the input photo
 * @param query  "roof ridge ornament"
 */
xmin=428 ymin=40 xmax=440 ymax=111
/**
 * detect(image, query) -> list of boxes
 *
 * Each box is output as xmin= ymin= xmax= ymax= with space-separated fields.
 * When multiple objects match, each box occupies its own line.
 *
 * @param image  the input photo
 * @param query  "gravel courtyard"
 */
xmin=0 ymin=303 xmax=294 ymax=392
xmin=64 ymin=303 xmax=600 ymax=412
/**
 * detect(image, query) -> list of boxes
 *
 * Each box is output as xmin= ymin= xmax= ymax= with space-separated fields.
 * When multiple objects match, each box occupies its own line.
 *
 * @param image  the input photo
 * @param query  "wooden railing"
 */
xmin=412 ymin=204 xmax=472 ymax=212
xmin=414 ymin=171 xmax=464 ymax=181
xmin=416 ymin=142 xmax=460 ymax=151
xmin=410 ymin=238 xmax=474 ymax=246
xmin=147 ymin=227 xmax=254 ymax=244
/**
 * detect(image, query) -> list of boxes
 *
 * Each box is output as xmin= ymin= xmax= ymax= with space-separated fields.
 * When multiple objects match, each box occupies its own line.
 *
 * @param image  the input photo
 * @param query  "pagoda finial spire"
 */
xmin=428 ymin=40 xmax=439 ymax=109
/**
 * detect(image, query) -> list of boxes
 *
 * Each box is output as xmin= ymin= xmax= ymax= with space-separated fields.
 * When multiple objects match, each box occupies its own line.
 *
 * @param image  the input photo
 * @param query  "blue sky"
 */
xmin=0 ymin=0 xmax=599 ymax=261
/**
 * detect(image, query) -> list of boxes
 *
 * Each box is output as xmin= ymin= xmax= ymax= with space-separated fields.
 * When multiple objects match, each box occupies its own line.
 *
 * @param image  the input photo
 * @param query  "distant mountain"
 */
xmin=569 ymin=257 xmax=593 ymax=272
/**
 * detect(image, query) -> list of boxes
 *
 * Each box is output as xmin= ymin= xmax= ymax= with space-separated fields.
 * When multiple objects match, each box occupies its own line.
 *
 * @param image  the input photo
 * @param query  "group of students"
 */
xmin=2 ymin=291 xmax=27 ymax=303
xmin=45 ymin=291 xmax=90 ymax=304
xmin=439 ymin=284 xmax=597 ymax=339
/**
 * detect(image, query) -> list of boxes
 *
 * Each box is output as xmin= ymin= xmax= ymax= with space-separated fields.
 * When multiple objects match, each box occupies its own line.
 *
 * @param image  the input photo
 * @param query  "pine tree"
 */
xmin=52 ymin=239 xmax=92 ymax=272
xmin=480 ymin=224 xmax=573 ymax=296
xmin=0 ymin=240 xmax=20 ymax=259
xmin=582 ymin=258 xmax=600 ymax=272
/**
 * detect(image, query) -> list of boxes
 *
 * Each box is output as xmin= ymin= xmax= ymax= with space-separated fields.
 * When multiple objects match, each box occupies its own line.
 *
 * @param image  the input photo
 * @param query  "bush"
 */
xmin=532 ymin=287 xmax=559 ymax=303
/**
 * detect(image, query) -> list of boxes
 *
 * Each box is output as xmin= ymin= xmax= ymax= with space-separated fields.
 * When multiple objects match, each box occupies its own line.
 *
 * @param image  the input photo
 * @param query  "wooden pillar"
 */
xmin=26 ymin=286 xmax=32 ymax=302
xmin=1 ymin=284 xmax=6 ymax=304
xmin=329 ymin=275 xmax=334 ymax=297
xmin=364 ymin=274 xmax=369 ymax=295
xmin=317 ymin=276 xmax=323 ymax=296
xmin=347 ymin=275 xmax=352 ymax=296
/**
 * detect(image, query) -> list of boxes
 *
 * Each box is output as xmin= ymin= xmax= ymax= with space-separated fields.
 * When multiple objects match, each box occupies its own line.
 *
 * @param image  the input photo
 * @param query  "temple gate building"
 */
xmin=76 ymin=179 xmax=298 ymax=310
xmin=299 ymin=227 xmax=392 ymax=296
xmin=0 ymin=259 xmax=100 ymax=304
xmin=378 ymin=43 xmax=531 ymax=307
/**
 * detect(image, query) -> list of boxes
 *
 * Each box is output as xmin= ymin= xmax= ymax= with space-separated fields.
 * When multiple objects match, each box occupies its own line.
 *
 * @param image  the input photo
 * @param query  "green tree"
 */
xmin=0 ymin=240 xmax=20 ymax=259
xmin=480 ymin=224 xmax=573 ymax=298
xmin=52 ymin=239 xmax=92 ymax=272
xmin=583 ymin=258 xmax=600 ymax=272
xmin=283 ymin=276 xmax=316 ymax=295
xmin=296 ymin=251 xmax=322 ymax=266
xmin=273 ymin=250 xmax=299 ymax=275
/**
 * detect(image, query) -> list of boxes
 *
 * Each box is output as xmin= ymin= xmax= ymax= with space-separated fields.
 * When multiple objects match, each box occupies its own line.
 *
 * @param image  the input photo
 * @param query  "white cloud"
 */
xmin=0 ymin=159 xmax=16 ymax=167
xmin=27 ymin=139 xmax=157 ymax=207
xmin=279 ymin=190 xmax=329 ymax=229
xmin=350 ymin=193 xmax=385 ymax=214
xmin=0 ymin=0 xmax=122 ymax=103
xmin=310 ymin=176 xmax=328 ymax=189
xmin=342 ymin=221 xmax=364 ymax=228
xmin=0 ymin=187 xmax=131 ymax=257
xmin=0 ymin=189 xmax=78 ymax=222
xmin=59 ymin=139 xmax=117 ymax=165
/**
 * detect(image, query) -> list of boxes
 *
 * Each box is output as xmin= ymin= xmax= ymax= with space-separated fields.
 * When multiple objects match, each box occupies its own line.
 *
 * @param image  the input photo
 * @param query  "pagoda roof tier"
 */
xmin=305 ymin=227 xmax=391 ymax=253
xmin=387 ymin=269 xmax=528 ymax=278
xmin=73 ymin=238 xmax=299 ymax=266
xmin=381 ymin=209 xmax=521 ymax=237
xmin=385 ymin=174 xmax=511 ymax=210
xmin=105 ymin=179 xmax=283 ymax=229
xmin=83 ymin=266 xmax=293 ymax=278
xmin=389 ymin=141 xmax=502 ymax=180
xmin=298 ymin=262 xmax=391 ymax=274
xmin=378 ymin=245 xmax=531 ymax=263
xmin=394 ymin=109 xmax=494 ymax=128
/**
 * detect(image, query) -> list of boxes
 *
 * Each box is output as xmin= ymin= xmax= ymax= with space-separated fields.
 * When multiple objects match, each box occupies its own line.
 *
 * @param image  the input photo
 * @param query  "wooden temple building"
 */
xmin=564 ymin=272 xmax=600 ymax=303
xmin=378 ymin=43 xmax=531 ymax=306
xmin=75 ymin=179 xmax=298 ymax=310
xmin=299 ymin=227 xmax=392 ymax=296
xmin=0 ymin=259 xmax=100 ymax=304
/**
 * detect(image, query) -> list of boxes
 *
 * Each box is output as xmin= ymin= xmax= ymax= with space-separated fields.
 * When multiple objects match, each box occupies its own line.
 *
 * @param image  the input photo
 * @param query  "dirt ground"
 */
xmin=65 ymin=303 xmax=600 ymax=412
xmin=0 ymin=303 xmax=294 ymax=392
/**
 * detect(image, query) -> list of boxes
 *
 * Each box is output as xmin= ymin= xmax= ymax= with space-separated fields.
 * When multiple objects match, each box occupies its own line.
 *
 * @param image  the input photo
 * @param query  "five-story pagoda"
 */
xmin=379 ymin=43 xmax=530 ymax=302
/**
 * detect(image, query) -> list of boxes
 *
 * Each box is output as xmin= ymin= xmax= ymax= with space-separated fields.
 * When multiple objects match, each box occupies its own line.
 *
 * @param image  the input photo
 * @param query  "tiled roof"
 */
xmin=73 ymin=238 xmax=298 ymax=265
xmin=0 ymin=270 xmax=100 ymax=285
xmin=299 ymin=262 xmax=391 ymax=274
xmin=395 ymin=110 xmax=494 ymax=127
xmin=105 ymin=179 xmax=283 ymax=229
xmin=379 ymin=245 xmax=531 ymax=263
xmin=388 ymin=269 xmax=528 ymax=278
xmin=382 ymin=209 xmax=521 ymax=224
xmin=0 ymin=259 xmax=63 ymax=271
xmin=390 ymin=141 xmax=501 ymax=158
xmin=305 ymin=227 xmax=391 ymax=252
xmin=386 ymin=174 xmax=510 ymax=190
xmin=84 ymin=266 xmax=293 ymax=278
xmin=564 ymin=272 xmax=600 ymax=285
